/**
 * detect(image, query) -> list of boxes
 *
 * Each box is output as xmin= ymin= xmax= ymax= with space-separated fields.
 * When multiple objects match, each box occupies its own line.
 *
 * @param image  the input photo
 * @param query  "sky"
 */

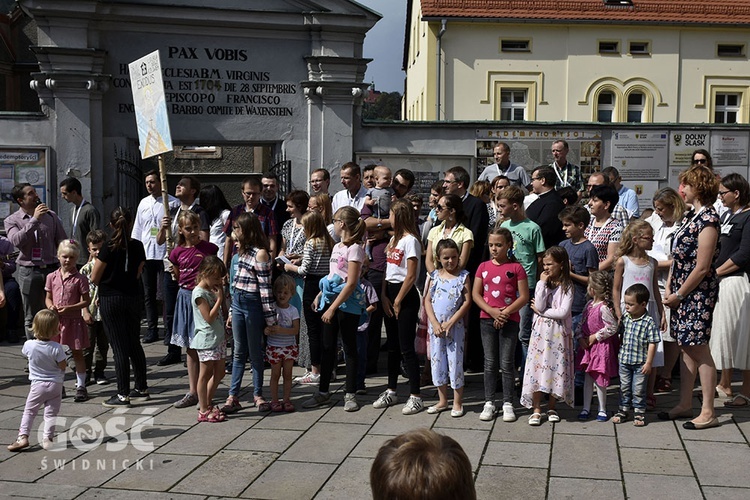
xmin=358 ymin=0 xmax=407 ymax=93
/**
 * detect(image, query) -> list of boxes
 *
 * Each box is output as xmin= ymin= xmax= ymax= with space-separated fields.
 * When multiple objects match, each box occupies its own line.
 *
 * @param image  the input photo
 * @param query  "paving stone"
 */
xmin=684 ymin=440 xmax=750 ymax=488
xmin=489 ymin=415 xmax=553 ymax=443
xmin=252 ymin=405 xmax=321 ymax=431
xmin=102 ymin=453 xmax=208 ymax=491
xmin=554 ymin=418 xmax=616 ymax=436
xmin=0 ymin=479 xmax=85 ymax=499
xmin=676 ymin=416 xmax=745 ymax=443
xmin=702 ymin=486 xmax=750 ymax=500
xmin=432 ymin=406 xmax=497 ymax=430
xmin=623 ymin=473 xmax=702 ymax=498
xmin=241 ymin=460 xmax=337 ymax=499
xmin=280 ymin=422 xmax=368 ymax=464
xmin=0 ymin=440 xmax=86 ymax=482
xmin=550 ymin=434 xmax=620 ymax=480
xmin=226 ymin=428 xmax=303 ymax=454
xmin=0 ymin=395 xmax=27 ymax=411
xmin=548 ymin=477 xmax=624 ymax=499
xmin=615 ymin=418 xmax=683 ymax=449
xmin=349 ymin=434 xmax=395 ymax=459
xmin=77 ymin=488 xmax=205 ymax=499
xmin=318 ymin=403 xmax=384 ymax=425
xmin=173 ymin=450 xmax=276 ymax=497
xmin=315 ymin=457 xmax=374 ymax=499
xmin=157 ymin=419 xmax=249 ymax=455
xmin=482 ymin=441 xmax=550 ymax=469
xmin=620 ymin=448 xmax=693 ymax=476
xmin=435 ymin=428 xmax=490 ymax=470
xmin=475 ymin=465 xmax=546 ymax=500
xmin=368 ymin=405 xmax=437 ymax=435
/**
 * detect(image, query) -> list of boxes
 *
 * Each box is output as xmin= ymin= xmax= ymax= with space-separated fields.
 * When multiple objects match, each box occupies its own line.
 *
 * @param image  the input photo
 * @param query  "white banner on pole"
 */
xmin=129 ymin=50 xmax=173 ymax=159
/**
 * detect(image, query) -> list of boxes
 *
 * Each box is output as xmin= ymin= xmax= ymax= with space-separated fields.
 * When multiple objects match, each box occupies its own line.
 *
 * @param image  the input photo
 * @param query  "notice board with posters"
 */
xmin=0 ymin=147 xmax=50 ymax=232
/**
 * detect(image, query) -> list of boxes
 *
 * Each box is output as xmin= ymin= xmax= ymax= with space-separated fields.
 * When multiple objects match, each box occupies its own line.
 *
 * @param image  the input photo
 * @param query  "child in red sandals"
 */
xmin=265 ymin=274 xmax=300 ymax=413
xmin=191 ymin=256 xmax=229 ymax=423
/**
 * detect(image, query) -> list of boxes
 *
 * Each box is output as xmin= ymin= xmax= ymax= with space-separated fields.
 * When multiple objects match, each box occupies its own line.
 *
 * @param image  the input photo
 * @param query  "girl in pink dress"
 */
xmin=576 ymin=271 xmax=619 ymax=422
xmin=45 ymin=240 xmax=90 ymax=402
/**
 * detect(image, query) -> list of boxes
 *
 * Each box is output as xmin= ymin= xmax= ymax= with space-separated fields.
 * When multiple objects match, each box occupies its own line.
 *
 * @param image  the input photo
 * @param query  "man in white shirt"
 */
xmin=478 ymin=141 xmax=530 ymax=188
xmin=332 ymin=162 xmax=368 ymax=212
xmin=131 ymin=170 xmax=179 ymax=348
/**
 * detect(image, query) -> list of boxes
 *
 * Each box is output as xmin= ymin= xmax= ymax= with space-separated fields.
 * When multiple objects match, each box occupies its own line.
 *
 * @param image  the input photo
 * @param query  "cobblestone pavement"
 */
xmin=0 ymin=334 xmax=749 ymax=499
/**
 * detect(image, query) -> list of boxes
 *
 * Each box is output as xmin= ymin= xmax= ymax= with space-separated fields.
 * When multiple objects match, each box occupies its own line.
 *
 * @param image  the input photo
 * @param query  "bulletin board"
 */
xmin=0 ymin=147 xmax=50 ymax=231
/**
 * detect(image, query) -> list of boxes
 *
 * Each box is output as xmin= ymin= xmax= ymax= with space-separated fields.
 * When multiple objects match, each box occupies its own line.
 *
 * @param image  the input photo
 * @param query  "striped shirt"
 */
xmin=618 ymin=312 xmax=661 ymax=366
xmin=297 ymin=239 xmax=332 ymax=277
xmin=232 ymin=247 xmax=275 ymax=326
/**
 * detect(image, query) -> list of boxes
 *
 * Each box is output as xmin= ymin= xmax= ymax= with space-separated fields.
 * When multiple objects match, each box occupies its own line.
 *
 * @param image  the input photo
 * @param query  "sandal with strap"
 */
xmin=633 ymin=414 xmax=646 ymax=427
xmin=283 ymin=401 xmax=296 ymax=413
xmin=528 ymin=412 xmax=542 ymax=426
xmin=724 ymin=393 xmax=750 ymax=407
xmin=198 ymin=406 xmax=226 ymax=423
xmin=270 ymin=401 xmax=284 ymax=412
xmin=210 ymin=406 xmax=227 ymax=422
xmin=612 ymin=411 xmax=628 ymax=424
xmin=655 ymin=377 xmax=672 ymax=393
xmin=255 ymin=396 xmax=271 ymax=412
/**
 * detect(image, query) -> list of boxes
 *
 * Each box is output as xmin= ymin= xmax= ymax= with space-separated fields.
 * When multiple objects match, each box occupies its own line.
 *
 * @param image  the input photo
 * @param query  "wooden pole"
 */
xmin=157 ymin=154 xmax=172 ymax=251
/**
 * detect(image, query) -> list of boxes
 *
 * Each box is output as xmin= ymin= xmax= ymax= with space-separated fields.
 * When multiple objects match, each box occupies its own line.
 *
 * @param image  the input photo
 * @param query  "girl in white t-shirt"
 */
xmin=302 ymin=206 xmax=367 ymax=412
xmin=373 ymin=199 xmax=424 ymax=415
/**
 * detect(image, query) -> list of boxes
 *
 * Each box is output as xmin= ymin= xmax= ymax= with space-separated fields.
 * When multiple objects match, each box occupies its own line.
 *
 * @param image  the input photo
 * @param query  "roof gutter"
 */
xmin=435 ymin=18 xmax=446 ymax=120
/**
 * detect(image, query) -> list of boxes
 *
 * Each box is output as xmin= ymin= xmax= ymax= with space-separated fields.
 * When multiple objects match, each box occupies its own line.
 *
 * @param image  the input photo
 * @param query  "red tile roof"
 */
xmin=420 ymin=0 xmax=750 ymax=25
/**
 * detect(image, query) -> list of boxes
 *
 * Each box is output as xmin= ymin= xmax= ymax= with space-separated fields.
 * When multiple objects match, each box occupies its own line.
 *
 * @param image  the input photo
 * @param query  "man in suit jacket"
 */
xmin=526 ymin=166 xmax=566 ymax=249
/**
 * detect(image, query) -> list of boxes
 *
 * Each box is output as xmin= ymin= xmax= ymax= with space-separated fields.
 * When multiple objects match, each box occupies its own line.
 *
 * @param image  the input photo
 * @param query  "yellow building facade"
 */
xmin=404 ymin=0 xmax=750 ymax=124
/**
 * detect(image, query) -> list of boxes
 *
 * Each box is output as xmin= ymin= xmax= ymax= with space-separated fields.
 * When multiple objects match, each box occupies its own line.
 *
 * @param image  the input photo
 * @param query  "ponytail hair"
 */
xmin=335 ymin=206 xmax=366 ymax=246
xmin=387 ymin=199 xmax=421 ymax=252
xmin=108 ymin=206 xmax=132 ymax=250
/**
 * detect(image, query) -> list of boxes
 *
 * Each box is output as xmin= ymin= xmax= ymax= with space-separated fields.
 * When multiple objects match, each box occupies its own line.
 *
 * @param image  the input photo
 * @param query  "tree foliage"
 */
xmin=363 ymin=91 xmax=402 ymax=120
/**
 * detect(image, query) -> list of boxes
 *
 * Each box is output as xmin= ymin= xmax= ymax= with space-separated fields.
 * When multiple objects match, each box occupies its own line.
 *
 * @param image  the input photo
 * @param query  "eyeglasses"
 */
xmin=718 ymin=190 xmax=732 ymax=196
xmin=692 ymin=158 xmax=708 ymax=165
xmin=243 ymin=191 xmax=260 ymax=197
xmin=531 ymin=177 xmax=542 ymax=181
xmin=436 ymin=204 xmax=445 ymax=211
xmin=443 ymin=179 xmax=458 ymax=184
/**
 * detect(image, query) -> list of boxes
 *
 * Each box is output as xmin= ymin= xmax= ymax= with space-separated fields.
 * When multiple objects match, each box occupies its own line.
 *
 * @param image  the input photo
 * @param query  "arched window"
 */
xmin=627 ymin=92 xmax=645 ymax=122
xmin=597 ymin=92 xmax=615 ymax=122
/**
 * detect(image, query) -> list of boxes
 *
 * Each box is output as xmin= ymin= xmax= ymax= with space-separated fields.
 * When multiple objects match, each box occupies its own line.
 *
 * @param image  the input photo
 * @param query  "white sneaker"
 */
xmin=480 ymin=402 xmax=496 ymax=421
xmin=502 ymin=402 xmax=517 ymax=422
xmin=373 ymin=390 xmax=397 ymax=409
xmin=294 ymin=372 xmax=320 ymax=385
xmin=343 ymin=393 xmax=360 ymax=412
xmin=402 ymin=396 xmax=424 ymax=415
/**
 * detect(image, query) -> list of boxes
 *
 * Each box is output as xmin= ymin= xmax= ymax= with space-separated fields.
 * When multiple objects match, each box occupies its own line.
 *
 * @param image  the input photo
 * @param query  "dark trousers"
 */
xmin=100 ymin=295 xmax=148 ymax=396
xmin=163 ymin=272 xmax=181 ymax=355
xmin=384 ymin=283 xmax=421 ymax=395
xmin=302 ymin=275 xmax=326 ymax=367
xmin=319 ymin=309 xmax=359 ymax=394
xmin=17 ymin=265 xmax=58 ymax=340
xmin=140 ymin=260 xmax=162 ymax=337
xmin=366 ymin=268 xmax=385 ymax=373
xmin=0 ymin=276 xmax=22 ymax=339
xmin=84 ymin=320 xmax=109 ymax=377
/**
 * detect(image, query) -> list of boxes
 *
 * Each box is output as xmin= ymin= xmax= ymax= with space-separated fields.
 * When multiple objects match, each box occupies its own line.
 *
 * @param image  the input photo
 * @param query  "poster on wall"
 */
xmin=631 ymin=180 xmax=660 ymax=215
xmin=670 ymin=131 xmax=709 ymax=166
xmin=0 ymin=148 xmax=48 ymax=229
xmin=610 ymin=131 xmax=668 ymax=180
xmin=475 ymin=129 xmax=602 ymax=180
xmin=710 ymin=131 xmax=749 ymax=166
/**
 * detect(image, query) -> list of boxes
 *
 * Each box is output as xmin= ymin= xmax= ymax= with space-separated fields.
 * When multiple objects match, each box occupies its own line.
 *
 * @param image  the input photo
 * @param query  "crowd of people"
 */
xmin=3 ymin=141 xmax=749 ymax=451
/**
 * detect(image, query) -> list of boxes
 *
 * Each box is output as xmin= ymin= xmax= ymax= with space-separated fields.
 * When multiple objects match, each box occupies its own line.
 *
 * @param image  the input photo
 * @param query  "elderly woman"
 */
xmin=660 ymin=166 xmax=720 ymax=429
xmin=646 ymin=188 xmax=686 ymax=393
xmin=585 ymin=185 xmax=622 ymax=271
xmin=711 ymin=174 xmax=750 ymax=406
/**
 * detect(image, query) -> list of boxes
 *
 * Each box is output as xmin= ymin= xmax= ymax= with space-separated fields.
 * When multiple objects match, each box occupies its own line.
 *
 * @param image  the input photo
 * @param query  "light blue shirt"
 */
xmin=618 ymin=185 xmax=640 ymax=218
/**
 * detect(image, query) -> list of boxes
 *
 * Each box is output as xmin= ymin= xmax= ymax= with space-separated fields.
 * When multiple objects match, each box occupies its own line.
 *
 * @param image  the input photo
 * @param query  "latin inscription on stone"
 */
xmin=114 ymin=46 xmax=297 ymax=116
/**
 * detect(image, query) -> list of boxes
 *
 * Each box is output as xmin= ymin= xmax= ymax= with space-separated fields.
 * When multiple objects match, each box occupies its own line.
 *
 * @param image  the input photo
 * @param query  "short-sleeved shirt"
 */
xmin=97 ymin=239 xmax=147 ymax=297
xmin=619 ymin=312 xmax=661 ymax=365
xmin=23 ymin=339 xmax=66 ymax=383
xmin=45 ymin=269 xmax=89 ymax=319
xmin=267 ymin=304 xmax=300 ymax=348
xmin=385 ymin=234 xmax=421 ymax=283
xmin=169 ymin=240 xmax=219 ymax=289
xmin=560 ymin=238 xmax=599 ymax=314
xmin=717 ymin=209 xmax=750 ymax=277
xmin=426 ymin=222 xmax=474 ymax=265
xmin=618 ymin=186 xmax=640 ymax=218
xmin=360 ymin=203 xmax=389 ymax=272
xmin=585 ymin=216 xmax=623 ymax=264
xmin=475 ymin=260 xmax=527 ymax=322
xmin=329 ymin=242 xmax=365 ymax=281
xmin=358 ymin=279 xmax=379 ymax=332
xmin=501 ymin=218 xmax=545 ymax=289
xmin=190 ymin=286 xmax=224 ymax=350
xmin=223 ymin=202 xmax=279 ymax=247
xmin=478 ymin=162 xmax=530 ymax=188
xmin=80 ymin=260 xmax=100 ymax=321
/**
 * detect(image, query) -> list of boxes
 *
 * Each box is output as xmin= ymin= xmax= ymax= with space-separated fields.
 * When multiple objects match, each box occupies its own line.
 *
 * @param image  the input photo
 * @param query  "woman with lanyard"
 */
xmin=425 ymin=194 xmax=474 ymax=274
xmin=277 ymin=190 xmax=309 ymax=368
xmin=711 ymin=174 xmax=750 ymax=406
xmin=660 ymin=165 xmax=720 ymax=429
xmin=585 ymin=185 xmax=623 ymax=271
xmin=646 ymin=188 xmax=686 ymax=393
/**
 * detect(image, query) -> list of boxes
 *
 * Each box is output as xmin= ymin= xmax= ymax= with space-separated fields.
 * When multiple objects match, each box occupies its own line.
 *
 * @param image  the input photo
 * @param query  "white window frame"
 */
xmin=626 ymin=92 xmax=645 ymax=123
xmin=597 ymin=91 xmax=615 ymax=122
xmin=500 ymin=89 xmax=527 ymax=121
xmin=714 ymin=92 xmax=741 ymax=123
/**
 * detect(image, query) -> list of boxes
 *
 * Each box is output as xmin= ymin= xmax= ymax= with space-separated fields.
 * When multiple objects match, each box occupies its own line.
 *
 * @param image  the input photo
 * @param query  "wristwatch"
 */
xmin=377 ymin=219 xmax=383 ymax=229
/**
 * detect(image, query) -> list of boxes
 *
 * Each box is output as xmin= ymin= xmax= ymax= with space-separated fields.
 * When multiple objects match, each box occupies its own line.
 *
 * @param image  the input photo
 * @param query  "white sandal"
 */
xmin=528 ymin=412 xmax=542 ymax=426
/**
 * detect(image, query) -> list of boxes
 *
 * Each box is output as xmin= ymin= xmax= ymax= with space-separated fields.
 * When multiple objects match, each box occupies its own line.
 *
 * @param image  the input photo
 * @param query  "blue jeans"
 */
xmin=230 ymin=290 xmax=265 ymax=398
xmin=480 ymin=318 xmax=519 ymax=404
xmin=619 ymin=363 xmax=647 ymax=412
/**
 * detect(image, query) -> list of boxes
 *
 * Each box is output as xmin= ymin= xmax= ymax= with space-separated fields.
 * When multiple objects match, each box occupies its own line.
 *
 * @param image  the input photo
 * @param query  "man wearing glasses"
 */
xmin=222 ymin=176 xmax=279 ymax=268
xmin=309 ymin=168 xmax=331 ymax=195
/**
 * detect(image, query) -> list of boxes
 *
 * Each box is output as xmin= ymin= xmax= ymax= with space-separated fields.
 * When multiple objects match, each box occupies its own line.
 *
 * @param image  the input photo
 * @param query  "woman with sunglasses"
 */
xmin=425 ymin=194 xmax=474 ymax=274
